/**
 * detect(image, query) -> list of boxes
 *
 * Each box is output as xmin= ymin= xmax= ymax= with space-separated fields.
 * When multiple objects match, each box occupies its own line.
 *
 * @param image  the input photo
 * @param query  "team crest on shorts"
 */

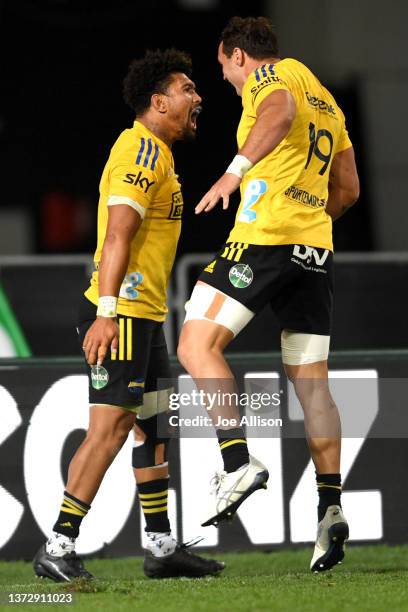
xmin=91 ymin=365 xmax=109 ymax=390
xmin=229 ymin=263 xmax=253 ymax=288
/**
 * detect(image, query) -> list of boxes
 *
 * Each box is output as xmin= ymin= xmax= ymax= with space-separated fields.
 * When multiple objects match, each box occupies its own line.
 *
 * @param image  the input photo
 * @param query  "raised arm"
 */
xmin=239 ymin=89 xmax=295 ymax=165
xmin=195 ymin=89 xmax=296 ymax=214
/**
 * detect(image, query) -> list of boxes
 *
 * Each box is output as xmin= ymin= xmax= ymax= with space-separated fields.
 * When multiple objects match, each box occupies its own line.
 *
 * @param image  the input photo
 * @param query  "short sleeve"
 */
xmin=335 ymin=121 xmax=353 ymax=154
xmin=246 ymin=64 xmax=291 ymax=113
xmin=107 ymin=137 xmax=164 ymax=218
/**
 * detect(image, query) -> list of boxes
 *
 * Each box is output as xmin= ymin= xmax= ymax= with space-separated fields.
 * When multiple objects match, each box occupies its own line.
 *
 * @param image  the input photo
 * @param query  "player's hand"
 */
xmin=82 ymin=317 xmax=119 ymax=366
xmin=195 ymin=172 xmax=242 ymax=214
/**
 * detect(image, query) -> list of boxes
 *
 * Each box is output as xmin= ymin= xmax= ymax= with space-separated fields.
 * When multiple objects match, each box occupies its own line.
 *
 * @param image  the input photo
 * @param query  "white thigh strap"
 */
xmin=184 ymin=283 xmax=254 ymax=337
xmin=281 ymin=330 xmax=330 ymax=365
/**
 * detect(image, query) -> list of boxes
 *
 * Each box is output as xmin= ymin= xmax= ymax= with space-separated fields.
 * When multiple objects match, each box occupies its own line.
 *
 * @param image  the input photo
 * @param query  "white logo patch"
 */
xmin=291 ymin=245 xmax=329 ymax=273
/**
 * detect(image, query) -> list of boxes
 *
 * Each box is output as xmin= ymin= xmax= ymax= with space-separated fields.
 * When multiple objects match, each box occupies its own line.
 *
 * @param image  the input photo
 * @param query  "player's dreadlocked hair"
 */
xmin=221 ymin=16 xmax=279 ymax=59
xmin=123 ymin=48 xmax=193 ymax=116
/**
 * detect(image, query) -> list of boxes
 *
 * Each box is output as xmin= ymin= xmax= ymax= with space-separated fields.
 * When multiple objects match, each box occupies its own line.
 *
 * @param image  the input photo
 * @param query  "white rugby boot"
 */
xmin=310 ymin=505 xmax=349 ymax=572
xmin=201 ymin=455 xmax=269 ymax=527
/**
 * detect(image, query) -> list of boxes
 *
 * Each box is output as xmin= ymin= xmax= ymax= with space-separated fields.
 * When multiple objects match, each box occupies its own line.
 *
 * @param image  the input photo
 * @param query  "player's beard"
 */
xmin=180 ymin=125 xmax=197 ymax=142
xmin=175 ymin=105 xmax=201 ymax=142
xmin=181 ymin=105 xmax=201 ymax=141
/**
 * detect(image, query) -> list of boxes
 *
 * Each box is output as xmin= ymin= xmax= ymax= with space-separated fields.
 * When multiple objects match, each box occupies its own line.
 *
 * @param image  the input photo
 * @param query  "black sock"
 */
xmin=217 ymin=427 xmax=249 ymax=473
xmin=53 ymin=491 xmax=91 ymax=538
xmin=138 ymin=478 xmax=170 ymax=533
xmin=316 ymin=473 xmax=342 ymax=522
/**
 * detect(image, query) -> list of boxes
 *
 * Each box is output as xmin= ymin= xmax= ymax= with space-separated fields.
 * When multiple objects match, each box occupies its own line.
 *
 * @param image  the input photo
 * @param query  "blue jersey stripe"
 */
xmin=143 ymin=138 xmax=153 ymax=168
xmin=255 ymin=69 xmax=260 ymax=82
xmin=261 ymin=65 xmax=267 ymax=78
xmin=151 ymin=143 xmax=160 ymax=170
xmin=136 ymin=138 xmax=145 ymax=164
xmin=268 ymin=64 xmax=275 ymax=75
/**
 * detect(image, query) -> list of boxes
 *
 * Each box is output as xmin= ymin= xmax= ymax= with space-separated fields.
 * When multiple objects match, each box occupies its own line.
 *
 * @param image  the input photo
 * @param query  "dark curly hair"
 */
xmin=123 ymin=48 xmax=193 ymax=116
xmin=221 ymin=16 xmax=279 ymax=59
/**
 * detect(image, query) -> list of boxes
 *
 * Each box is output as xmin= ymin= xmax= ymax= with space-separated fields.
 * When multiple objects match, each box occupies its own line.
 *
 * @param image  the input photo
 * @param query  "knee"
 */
xmin=177 ymin=330 xmax=206 ymax=369
xmin=87 ymin=415 xmax=134 ymax=451
xmin=132 ymin=416 xmax=169 ymax=469
xmin=176 ymin=335 xmax=190 ymax=369
xmin=112 ymin=422 xmax=133 ymax=448
xmin=292 ymin=376 xmax=330 ymax=405
xmin=178 ymin=326 xmax=226 ymax=370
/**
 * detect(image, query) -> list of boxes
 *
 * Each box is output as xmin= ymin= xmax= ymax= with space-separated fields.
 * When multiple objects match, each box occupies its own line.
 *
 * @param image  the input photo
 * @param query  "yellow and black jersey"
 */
xmin=85 ymin=120 xmax=183 ymax=321
xmin=228 ymin=58 xmax=352 ymax=251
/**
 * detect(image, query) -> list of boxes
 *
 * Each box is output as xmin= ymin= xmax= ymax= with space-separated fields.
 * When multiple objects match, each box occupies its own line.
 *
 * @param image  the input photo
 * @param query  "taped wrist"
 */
xmin=226 ymin=154 xmax=253 ymax=178
xmin=97 ymin=296 xmax=117 ymax=317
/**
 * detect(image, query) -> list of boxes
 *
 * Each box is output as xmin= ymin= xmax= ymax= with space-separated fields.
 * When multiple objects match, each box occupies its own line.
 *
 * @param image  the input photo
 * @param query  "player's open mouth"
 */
xmin=190 ymin=106 xmax=202 ymax=129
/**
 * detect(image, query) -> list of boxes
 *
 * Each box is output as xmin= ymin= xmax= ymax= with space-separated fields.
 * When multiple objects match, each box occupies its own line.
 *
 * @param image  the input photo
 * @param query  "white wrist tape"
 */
xmin=226 ymin=154 xmax=253 ymax=178
xmin=97 ymin=296 xmax=118 ymax=317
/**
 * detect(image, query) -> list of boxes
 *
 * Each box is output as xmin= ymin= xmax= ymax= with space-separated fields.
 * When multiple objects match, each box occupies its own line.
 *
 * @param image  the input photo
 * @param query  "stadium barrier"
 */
xmin=0 ymin=350 xmax=407 ymax=560
xmin=0 ymin=253 xmax=407 ymax=356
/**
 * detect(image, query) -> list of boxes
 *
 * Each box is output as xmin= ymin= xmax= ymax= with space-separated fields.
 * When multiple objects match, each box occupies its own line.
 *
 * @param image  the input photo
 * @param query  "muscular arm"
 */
xmin=326 ymin=147 xmax=360 ymax=221
xmin=239 ymin=89 xmax=296 ymax=164
xmin=83 ymin=204 xmax=142 ymax=366
xmin=98 ymin=204 xmax=143 ymax=296
xmin=195 ymin=89 xmax=296 ymax=213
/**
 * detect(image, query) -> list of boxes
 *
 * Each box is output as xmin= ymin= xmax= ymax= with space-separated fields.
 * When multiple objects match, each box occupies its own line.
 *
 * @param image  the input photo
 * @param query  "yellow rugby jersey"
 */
xmin=228 ymin=59 xmax=352 ymax=251
xmin=85 ymin=121 xmax=183 ymax=320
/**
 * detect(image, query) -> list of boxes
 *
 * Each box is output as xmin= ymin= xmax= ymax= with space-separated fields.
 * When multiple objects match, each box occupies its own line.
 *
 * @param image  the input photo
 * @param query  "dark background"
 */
xmin=0 ymin=0 xmax=371 ymax=256
xmin=1 ymin=0 xmax=407 ymax=356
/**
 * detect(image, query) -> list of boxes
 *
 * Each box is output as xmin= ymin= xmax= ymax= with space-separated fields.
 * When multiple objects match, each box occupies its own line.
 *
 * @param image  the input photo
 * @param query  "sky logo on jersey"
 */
xmin=229 ymin=264 xmax=254 ymax=289
xmin=136 ymin=138 xmax=160 ymax=170
xmin=91 ymin=365 xmax=109 ymax=390
xmin=123 ymin=171 xmax=155 ymax=193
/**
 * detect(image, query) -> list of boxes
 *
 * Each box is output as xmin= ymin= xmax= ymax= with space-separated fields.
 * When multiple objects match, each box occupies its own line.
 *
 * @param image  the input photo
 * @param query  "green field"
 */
xmin=1 ymin=545 xmax=408 ymax=611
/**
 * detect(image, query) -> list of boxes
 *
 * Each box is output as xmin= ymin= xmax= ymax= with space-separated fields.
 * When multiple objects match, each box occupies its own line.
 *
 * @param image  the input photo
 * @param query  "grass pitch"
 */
xmin=1 ymin=545 xmax=408 ymax=611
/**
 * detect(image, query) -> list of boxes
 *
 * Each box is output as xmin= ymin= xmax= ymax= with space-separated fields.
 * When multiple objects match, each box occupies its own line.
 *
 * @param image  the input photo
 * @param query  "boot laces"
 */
xmin=210 ymin=471 xmax=227 ymax=496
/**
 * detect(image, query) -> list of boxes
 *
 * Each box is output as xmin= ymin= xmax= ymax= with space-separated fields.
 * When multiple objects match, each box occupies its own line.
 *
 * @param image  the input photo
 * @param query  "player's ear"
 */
xmin=232 ymin=47 xmax=245 ymax=67
xmin=151 ymin=93 xmax=168 ymax=114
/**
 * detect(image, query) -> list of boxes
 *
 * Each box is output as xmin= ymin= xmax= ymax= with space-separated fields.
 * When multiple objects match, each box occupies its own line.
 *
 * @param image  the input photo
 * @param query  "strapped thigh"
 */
xmin=184 ymin=283 xmax=254 ymax=337
xmin=281 ymin=330 xmax=330 ymax=365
